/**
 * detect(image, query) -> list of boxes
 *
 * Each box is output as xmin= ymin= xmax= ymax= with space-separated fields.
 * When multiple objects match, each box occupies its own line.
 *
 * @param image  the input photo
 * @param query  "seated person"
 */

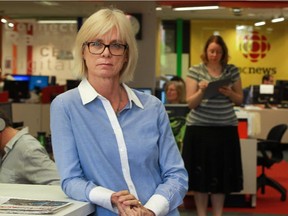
xmin=243 ymin=74 xmax=274 ymax=105
xmin=0 ymin=110 xmax=60 ymax=185
xmin=262 ymin=74 xmax=274 ymax=85
xmin=165 ymin=80 xmax=186 ymax=104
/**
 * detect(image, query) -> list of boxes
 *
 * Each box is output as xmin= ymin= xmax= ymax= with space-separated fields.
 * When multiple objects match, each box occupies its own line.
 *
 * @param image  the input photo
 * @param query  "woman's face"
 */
xmin=206 ymin=42 xmax=223 ymax=64
xmin=166 ymin=83 xmax=179 ymax=103
xmin=83 ymin=28 xmax=127 ymax=81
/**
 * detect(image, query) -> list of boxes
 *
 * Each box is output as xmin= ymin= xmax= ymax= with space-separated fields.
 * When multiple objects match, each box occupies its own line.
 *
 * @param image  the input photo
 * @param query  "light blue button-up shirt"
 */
xmin=50 ymin=78 xmax=188 ymax=216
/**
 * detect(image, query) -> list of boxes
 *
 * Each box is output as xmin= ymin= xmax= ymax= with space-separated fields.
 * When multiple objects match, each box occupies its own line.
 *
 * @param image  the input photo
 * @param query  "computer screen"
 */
xmin=165 ymin=104 xmax=190 ymax=118
xmin=29 ymin=75 xmax=49 ymax=91
xmin=251 ymin=85 xmax=279 ymax=104
xmin=276 ymin=80 xmax=288 ymax=102
xmin=155 ymin=88 xmax=166 ymax=104
xmin=12 ymin=74 xmax=31 ymax=81
xmin=66 ymin=79 xmax=81 ymax=90
xmin=3 ymin=80 xmax=30 ymax=102
xmin=0 ymin=102 xmax=13 ymax=122
xmin=259 ymin=84 xmax=274 ymax=94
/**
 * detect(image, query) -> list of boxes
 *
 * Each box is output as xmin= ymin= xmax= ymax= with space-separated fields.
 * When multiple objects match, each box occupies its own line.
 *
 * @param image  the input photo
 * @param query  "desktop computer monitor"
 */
xmin=66 ymin=79 xmax=81 ymax=90
xmin=29 ymin=75 xmax=49 ymax=91
xmin=0 ymin=102 xmax=13 ymax=122
xmin=155 ymin=88 xmax=166 ymax=104
xmin=12 ymin=74 xmax=31 ymax=81
xmin=251 ymin=84 xmax=279 ymax=105
xmin=276 ymin=80 xmax=288 ymax=103
xmin=3 ymin=80 xmax=30 ymax=102
xmin=165 ymin=104 xmax=190 ymax=118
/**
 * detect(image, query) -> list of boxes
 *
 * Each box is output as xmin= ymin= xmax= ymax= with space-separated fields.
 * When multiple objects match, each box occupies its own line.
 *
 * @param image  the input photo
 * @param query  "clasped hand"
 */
xmin=198 ymin=80 xmax=209 ymax=91
xmin=111 ymin=190 xmax=155 ymax=216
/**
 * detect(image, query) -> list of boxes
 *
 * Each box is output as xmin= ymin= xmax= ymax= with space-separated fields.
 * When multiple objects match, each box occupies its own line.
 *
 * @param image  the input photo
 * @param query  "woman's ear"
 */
xmin=0 ymin=118 xmax=6 ymax=132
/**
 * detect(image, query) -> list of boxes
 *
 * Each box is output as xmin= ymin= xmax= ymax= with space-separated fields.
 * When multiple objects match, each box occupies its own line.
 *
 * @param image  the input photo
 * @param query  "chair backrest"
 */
xmin=265 ymin=124 xmax=288 ymax=164
xmin=267 ymin=124 xmax=288 ymax=142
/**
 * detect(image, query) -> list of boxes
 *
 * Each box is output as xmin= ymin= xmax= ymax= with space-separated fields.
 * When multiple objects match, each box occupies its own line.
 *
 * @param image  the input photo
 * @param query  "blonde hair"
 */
xmin=73 ymin=8 xmax=138 ymax=83
xmin=165 ymin=80 xmax=186 ymax=104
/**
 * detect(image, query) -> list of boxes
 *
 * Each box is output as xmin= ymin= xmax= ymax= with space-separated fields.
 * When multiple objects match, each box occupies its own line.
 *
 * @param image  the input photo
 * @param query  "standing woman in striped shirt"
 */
xmin=182 ymin=35 xmax=244 ymax=216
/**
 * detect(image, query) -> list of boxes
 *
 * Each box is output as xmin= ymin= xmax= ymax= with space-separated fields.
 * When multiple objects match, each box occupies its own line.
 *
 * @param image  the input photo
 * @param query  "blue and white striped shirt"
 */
xmin=50 ymin=78 xmax=188 ymax=216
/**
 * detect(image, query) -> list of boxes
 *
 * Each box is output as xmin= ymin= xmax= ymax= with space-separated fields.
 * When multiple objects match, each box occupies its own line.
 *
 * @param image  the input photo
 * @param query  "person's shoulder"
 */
xmin=17 ymin=133 xmax=42 ymax=148
xmin=225 ymin=64 xmax=240 ymax=74
xmin=189 ymin=63 xmax=203 ymax=71
xmin=133 ymin=89 xmax=160 ymax=104
xmin=133 ymin=89 xmax=165 ymax=112
xmin=51 ymin=88 xmax=80 ymax=105
xmin=188 ymin=63 xmax=205 ymax=78
xmin=57 ymin=88 xmax=79 ymax=99
xmin=13 ymin=133 xmax=47 ymax=156
xmin=226 ymin=64 xmax=239 ymax=70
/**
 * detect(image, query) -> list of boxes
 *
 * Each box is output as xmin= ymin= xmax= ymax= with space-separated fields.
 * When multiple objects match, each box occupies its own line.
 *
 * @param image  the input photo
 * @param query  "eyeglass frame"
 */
xmin=83 ymin=41 xmax=128 ymax=56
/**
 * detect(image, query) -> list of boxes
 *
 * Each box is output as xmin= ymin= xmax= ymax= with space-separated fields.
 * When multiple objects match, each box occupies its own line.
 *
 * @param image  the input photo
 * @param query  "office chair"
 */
xmin=257 ymin=123 xmax=287 ymax=201
xmin=169 ymin=116 xmax=186 ymax=152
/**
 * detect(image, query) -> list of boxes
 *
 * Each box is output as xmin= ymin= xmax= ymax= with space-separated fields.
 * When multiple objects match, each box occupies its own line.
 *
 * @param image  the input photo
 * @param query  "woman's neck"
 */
xmin=206 ymin=63 xmax=222 ymax=77
xmin=88 ymin=76 xmax=120 ymax=99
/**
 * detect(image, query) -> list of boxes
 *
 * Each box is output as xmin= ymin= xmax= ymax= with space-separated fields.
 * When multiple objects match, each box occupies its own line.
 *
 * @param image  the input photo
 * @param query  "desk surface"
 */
xmin=0 ymin=183 xmax=95 ymax=216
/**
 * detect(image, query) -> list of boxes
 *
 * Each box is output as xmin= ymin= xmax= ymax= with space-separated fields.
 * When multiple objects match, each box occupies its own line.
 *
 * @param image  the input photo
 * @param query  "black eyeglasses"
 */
xmin=83 ymin=41 xmax=128 ymax=56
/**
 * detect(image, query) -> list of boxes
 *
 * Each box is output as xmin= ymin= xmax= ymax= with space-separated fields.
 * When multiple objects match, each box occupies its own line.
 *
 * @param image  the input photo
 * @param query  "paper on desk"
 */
xmin=0 ymin=197 xmax=10 ymax=204
xmin=203 ymin=78 xmax=231 ymax=99
xmin=0 ymin=196 xmax=71 ymax=214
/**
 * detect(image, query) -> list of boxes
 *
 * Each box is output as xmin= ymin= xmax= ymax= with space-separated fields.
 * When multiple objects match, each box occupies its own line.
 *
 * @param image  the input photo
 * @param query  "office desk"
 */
xmin=0 ymin=184 xmax=95 ymax=216
xmin=244 ymin=108 xmax=288 ymax=143
xmin=237 ymin=139 xmax=257 ymax=207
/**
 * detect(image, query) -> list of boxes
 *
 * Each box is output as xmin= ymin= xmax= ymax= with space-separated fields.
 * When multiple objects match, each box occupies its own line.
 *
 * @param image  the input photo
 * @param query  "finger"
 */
xmin=123 ymin=199 xmax=142 ymax=207
xmin=114 ymin=190 xmax=130 ymax=196
xmin=123 ymin=204 xmax=135 ymax=216
xmin=118 ymin=193 xmax=136 ymax=202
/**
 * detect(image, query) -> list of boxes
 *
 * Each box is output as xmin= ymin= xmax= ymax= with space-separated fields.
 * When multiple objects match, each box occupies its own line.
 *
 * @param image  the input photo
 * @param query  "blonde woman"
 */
xmin=50 ymin=8 xmax=188 ymax=216
xmin=165 ymin=80 xmax=186 ymax=104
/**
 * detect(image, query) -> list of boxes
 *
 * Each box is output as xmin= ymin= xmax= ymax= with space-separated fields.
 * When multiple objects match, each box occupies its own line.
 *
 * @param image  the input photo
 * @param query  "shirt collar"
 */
xmin=78 ymin=78 xmax=144 ymax=109
xmin=3 ymin=127 xmax=29 ymax=159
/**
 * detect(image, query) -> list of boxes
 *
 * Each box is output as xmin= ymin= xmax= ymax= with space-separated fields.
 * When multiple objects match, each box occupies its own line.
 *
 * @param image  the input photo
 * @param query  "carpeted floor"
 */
xmin=180 ymin=160 xmax=288 ymax=215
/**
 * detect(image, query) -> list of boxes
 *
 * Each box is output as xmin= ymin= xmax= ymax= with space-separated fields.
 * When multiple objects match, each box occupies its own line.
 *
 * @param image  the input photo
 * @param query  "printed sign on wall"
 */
xmin=2 ymin=21 xmax=78 ymax=84
xmin=237 ymin=31 xmax=271 ymax=63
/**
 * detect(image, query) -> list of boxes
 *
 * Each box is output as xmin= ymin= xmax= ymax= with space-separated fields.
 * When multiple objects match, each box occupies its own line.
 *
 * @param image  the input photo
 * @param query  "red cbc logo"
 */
xmin=239 ymin=31 xmax=271 ymax=63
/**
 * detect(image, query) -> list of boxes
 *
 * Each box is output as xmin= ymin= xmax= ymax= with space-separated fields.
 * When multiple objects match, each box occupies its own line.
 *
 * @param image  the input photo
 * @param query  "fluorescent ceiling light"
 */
xmin=8 ymin=22 xmax=14 ymax=28
xmin=271 ymin=17 xmax=284 ymax=23
xmin=1 ymin=18 xmax=7 ymax=23
xmin=173 ymin=6 xmax=219 ymax=11
xmin=34 ymin=1 xmax=59 ymax=6
xmin=37 ymin=20 xmax=77 ymax=24
xmin=254 ymin=21 xmax=266 ymax=26
xmin=236 ymin=25 xmax=245 ymax=30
